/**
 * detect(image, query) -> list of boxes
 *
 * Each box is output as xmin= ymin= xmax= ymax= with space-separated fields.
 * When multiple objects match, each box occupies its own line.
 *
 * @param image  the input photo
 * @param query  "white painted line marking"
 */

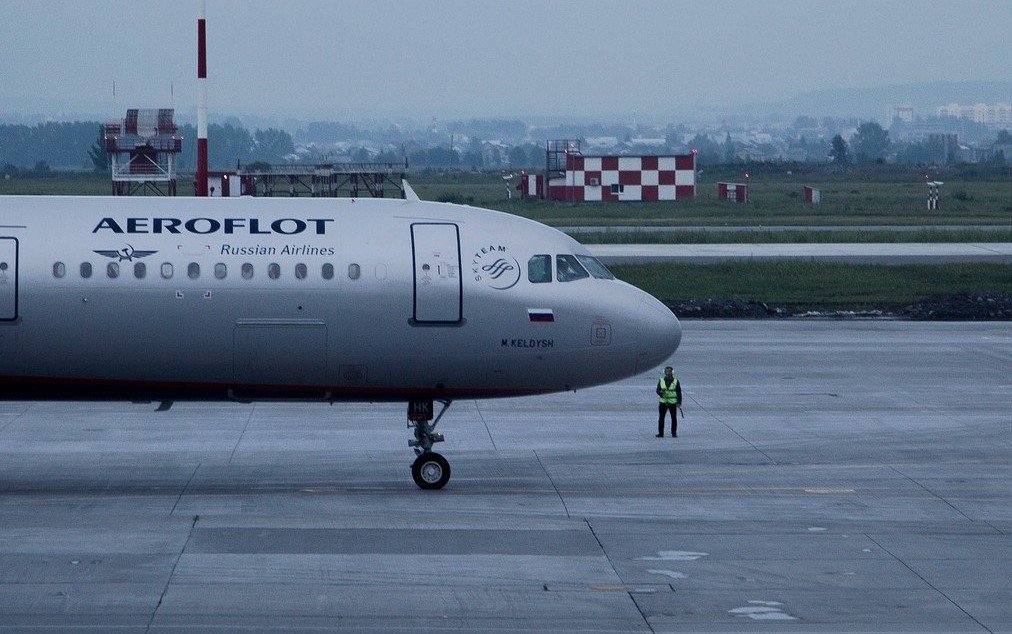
xmin=730 ymin=600 xmax=798 ymax=621
xmin=647 ymin=569 xmax=688 ymax=580
xmin=638 ymin=550 xmax=709 ymax=561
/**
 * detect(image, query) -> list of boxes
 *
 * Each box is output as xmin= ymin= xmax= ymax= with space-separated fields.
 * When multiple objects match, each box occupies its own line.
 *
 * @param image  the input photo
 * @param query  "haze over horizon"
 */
xmin=2 ymin=1 xmax=1010 ymax=124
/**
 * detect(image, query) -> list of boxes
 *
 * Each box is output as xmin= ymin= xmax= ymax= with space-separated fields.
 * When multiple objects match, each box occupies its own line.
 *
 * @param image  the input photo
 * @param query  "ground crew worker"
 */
xmin=656 ymin=366 xmax=682 ymax=437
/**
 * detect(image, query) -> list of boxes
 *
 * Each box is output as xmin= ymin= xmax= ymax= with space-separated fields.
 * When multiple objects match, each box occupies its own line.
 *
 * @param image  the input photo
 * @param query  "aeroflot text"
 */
xmin=93 ymin=218 xmax=334 ymax=235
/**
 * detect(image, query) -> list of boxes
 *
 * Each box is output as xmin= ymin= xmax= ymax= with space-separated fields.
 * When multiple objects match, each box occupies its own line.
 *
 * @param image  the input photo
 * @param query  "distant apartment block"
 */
xmin=887 ymin=105 xmax=914 ymax=123
xmin=934 ymin=103 xmax=1012 ymax=126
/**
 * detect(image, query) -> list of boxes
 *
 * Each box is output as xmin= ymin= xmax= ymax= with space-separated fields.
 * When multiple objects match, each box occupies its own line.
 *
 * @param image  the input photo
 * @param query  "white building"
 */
xmin=935 ymin=103 xmax=1012 ymax=126
xmin=888 ymin=105 xmax=914 ymax=123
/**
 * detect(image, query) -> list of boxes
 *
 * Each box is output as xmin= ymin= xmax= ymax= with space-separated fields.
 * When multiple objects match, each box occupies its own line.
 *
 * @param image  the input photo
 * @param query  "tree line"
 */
xmin=827 ymin=123 xmax=1009 ymax=166
xmin=2 ymin=119 xmax=1008 ymax=176
xmin=0 ymin=121 xmax=296 ymax=173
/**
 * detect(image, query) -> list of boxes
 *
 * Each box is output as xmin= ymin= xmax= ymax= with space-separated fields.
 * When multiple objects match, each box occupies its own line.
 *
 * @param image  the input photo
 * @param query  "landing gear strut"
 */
xmin=408 ymin=398 xmax=451 ymax=490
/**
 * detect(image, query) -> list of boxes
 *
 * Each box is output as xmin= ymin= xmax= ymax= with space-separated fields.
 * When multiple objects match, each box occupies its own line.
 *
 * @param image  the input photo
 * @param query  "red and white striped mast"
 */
xmin=195 ymin=0 xmax=209 ymax=196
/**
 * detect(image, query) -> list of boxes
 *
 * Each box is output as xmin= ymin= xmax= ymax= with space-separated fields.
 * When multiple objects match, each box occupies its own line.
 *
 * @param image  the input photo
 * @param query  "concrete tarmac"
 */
xmin=589 ymin=242 xmax=1012 ymax=264
xmin=0 ymin=321 xmax=1009 ymax=632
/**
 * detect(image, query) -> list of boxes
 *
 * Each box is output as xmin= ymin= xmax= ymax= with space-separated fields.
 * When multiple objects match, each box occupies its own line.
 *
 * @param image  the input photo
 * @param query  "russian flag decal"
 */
xmin=528 ymin=308 xmax=554 ymax=323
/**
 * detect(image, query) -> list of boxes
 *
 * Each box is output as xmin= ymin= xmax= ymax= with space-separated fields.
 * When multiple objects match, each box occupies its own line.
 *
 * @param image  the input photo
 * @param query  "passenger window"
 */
xmin=241 ymin=263 xmax=254 ymax=279
xmin=556 ymin=254 xmax=589 ymax=282
xmin=107 ymin=262 xmax=119 ymax=279
xmin=321 ymin=263 xmax=334 ymax=280
xmin=134 ymin=262 xmax=146 ymax=279
xmin=214 ymin=263 xmax=227 ymax=280
xmin=575 ymin=255 xmax=615 ymax=280
xmin=295 ymin=263 xmax=308 ymax=280
xmin=348 ymin=263 xmax=360 ymax=280
xmin=187 ymin=262 xmax=200 ymax=279
xmin=80 ymin=262 xmax=92 ymax=278
xmin=528 ymin=255 xmax=552 ymax=283
xmin=268 ymin=263 xmax=280 ymax=280
xmin=161 ymin=263 xmax=173 ymax=279
xmin=53 ymin=262 xmax=66 ymax=278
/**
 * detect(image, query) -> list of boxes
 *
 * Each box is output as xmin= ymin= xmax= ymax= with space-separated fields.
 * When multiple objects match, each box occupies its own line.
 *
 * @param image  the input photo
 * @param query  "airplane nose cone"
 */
xmin=637 ymin=297 xmax=682 ymax=372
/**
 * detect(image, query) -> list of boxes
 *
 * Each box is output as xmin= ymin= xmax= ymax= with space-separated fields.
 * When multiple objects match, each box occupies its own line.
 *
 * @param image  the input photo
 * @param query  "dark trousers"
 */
xmin=658 ymin=403 xmax=678 ymax=436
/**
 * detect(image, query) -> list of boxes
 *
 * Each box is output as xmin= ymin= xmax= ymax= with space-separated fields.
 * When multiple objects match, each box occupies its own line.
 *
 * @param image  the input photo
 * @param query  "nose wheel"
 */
xmin=407 ymin=399 xmax=452 ymax=490
xmin=411 ymin=452 xmax=451 ymax=489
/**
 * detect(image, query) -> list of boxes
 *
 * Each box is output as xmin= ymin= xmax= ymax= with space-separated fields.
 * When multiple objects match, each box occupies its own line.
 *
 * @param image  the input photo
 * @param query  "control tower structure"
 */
xmin=104 ymin=108 xmax=182 ymax=196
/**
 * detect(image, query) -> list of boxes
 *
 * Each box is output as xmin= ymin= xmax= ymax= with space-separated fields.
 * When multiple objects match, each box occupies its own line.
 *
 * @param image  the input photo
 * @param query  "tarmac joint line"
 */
xmin=533 ymin=450 xmax=569 ymax=519
xmin=145 ymin=514 xmax=199 ymax=634
xmin=865 ymin=533 xmax=994 ymax=633
xmin=228 ymin=403 xmax=256 ymax=464
xmin=473 ymin=400 xmax=498 ymax=451
xmin=686 ymin=394 xmax=777 ymax=465
xmin=170 ymin=462 xmax=201 ymax=516
xmin=585 ymin=519 xmax=656 ymax=633
xmin=0 ymin=403 xmax=34 ymax=435
xmin=887 ymin=465 xmax=976 ymax=523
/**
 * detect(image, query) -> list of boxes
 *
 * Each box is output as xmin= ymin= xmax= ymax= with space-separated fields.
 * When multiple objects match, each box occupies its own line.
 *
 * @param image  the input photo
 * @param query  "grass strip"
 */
xmin=611 ymin=261 xmax=1012 ymax=307
xmin=574 ymin=229 xmax=1012 ymax=244
xmin=5 ymin=174 xmax=1012 ymax=226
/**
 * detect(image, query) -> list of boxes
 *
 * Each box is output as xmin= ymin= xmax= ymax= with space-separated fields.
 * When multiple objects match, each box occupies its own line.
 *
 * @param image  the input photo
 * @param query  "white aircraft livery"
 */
xmin=0 ymin=195 xmax=681 ymax=488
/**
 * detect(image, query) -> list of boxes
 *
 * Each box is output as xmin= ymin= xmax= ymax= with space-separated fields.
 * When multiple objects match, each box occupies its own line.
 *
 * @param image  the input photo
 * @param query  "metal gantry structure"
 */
xmin=546 ymin=139 xmax=581 ymax=182
xmin=236 ymin=161 xmax=409 ymax=198
xmin=105 ymin=109 xmax=182 ymax=196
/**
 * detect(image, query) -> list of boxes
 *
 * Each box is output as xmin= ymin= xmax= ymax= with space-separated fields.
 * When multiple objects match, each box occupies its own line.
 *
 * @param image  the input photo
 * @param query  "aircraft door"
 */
xmin=0 ymin=238 xmax=17 ymax=321
xmin=411 ymin=223 xmax=462 ymax=324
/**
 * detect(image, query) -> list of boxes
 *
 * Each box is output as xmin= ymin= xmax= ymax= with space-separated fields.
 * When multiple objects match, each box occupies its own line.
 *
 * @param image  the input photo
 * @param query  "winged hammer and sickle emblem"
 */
xmin=94 ymin=245 xmax=157 ymax=262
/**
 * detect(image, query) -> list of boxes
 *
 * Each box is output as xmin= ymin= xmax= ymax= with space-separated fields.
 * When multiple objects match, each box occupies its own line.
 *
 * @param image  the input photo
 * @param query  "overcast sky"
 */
xmin=2 ymin=1 xmax=1009 ymax=122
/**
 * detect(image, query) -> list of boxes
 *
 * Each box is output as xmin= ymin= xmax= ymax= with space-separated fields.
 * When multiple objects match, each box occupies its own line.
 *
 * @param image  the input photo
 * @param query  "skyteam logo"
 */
xmin=471 ymin=244 xmax=520 ymax=290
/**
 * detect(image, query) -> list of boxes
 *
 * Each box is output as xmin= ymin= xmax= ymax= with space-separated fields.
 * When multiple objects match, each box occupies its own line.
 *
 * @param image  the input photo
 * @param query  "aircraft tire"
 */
xmin=411 ymin=452 xmax=451 ymax=490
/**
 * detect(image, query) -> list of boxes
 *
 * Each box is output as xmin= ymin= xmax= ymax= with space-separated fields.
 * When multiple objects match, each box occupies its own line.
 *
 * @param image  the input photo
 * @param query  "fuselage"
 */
xmin=0 ymin=196 xmax=680 ymax=402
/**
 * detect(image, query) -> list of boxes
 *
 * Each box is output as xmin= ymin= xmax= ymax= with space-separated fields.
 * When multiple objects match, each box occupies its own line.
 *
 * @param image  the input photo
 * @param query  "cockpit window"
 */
xmin=528 ymin=255 xmax=552 ymax=283
xmin=575 ymin=255 xmax=615 ymax=280
xmin=556 ymin=254 xmax=589 ymax=282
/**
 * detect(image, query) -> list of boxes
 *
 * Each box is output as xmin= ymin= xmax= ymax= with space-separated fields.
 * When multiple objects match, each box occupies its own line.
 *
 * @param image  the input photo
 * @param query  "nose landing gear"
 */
xmin=411 ymin=452 xmax=450 ymax=490
xmin=407 ymin=399 xmax=451 ymax=490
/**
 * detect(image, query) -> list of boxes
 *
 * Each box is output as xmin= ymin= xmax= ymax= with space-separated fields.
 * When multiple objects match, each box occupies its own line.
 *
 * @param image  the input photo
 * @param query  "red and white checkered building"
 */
xmin=543 ymin=154 xmax=696 ymax=202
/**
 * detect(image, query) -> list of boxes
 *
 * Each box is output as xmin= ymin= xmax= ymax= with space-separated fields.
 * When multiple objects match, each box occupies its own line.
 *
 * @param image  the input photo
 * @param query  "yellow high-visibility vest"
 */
xmin=658 ymin=376 xmax=679 ymax=404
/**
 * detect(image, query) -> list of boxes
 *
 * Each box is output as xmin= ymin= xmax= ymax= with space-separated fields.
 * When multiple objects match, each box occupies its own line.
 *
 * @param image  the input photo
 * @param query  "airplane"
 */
xmin=0 ymin=191 xmax=681 ymax=489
